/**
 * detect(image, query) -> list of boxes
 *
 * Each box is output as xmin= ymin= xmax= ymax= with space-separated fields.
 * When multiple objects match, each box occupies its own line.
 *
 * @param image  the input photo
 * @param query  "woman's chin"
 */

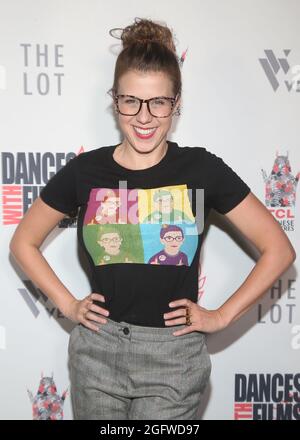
xmin=127 ymin=136 xmax=166 ymax=155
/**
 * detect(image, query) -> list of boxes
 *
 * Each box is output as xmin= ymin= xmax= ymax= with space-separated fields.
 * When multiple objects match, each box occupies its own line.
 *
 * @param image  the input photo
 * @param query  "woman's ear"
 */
xmin=109 ymin=89 xmax=119 ymax=113
xmin=173 ymin=95 xmax=181 ymax=116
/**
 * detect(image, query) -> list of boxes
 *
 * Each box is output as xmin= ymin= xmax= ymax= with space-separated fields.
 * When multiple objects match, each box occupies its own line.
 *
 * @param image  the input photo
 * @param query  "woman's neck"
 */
xmin=113 ymin=140 xmax=168 ymax=171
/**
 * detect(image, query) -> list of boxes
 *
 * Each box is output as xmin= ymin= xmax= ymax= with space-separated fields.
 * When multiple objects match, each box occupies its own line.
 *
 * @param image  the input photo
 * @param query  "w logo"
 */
xmin=18 ymin=280 xmax=63 ymax=318
xmin=259 ymin=49 xmax=299 ymax=92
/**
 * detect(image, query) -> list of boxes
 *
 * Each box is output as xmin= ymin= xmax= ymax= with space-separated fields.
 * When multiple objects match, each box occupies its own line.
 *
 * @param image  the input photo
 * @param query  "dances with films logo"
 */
xmin=234 ymin=374 xmax=300 ymax=420
xmin=0 ymin=149 xmax=82 ymax=226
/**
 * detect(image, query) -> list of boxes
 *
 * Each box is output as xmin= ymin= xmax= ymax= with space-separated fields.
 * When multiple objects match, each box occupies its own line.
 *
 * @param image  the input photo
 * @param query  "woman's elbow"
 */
xmin=264 ymin=240 xmax=296 ymax=269
xmin=289 ymin=247 xmax=297 ymax=263
xmin=280 ymin=243 xmax=296 ymax=266
xmin=276 ymin=233 xmax=297 ymax=264
xmin=9 ymin=236 xmax=20 ymax=255
xmin=9 ymin=234 xmax=28 ymax=256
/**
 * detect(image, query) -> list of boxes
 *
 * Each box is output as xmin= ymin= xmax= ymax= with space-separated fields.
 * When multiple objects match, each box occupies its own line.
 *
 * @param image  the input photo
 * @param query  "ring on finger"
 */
xmin=186 ymin=306 xmax=192 ymax=326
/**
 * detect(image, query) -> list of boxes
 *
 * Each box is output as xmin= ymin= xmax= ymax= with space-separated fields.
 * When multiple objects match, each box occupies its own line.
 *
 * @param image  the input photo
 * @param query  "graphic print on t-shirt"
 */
xmin=82 ymin=184 xmax=199 ymax=266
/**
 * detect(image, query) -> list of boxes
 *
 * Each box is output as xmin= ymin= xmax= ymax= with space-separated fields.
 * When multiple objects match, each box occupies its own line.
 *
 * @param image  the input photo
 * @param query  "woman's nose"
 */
xmin=135 ymin=102 xmax=153 ymax=124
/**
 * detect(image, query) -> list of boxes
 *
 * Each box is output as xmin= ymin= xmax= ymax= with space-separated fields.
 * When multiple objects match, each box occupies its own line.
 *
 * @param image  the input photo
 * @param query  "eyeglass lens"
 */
xmin=117 ymin=96 xmax=174 ymax=117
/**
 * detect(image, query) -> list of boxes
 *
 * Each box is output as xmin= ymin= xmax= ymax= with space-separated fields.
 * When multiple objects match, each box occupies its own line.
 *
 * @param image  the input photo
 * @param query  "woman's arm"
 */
xmin=10 ymin=197 xmax=109 ymax=331
xmin=9 ymin=197 xmax=78 ymax=317
xmin=165 ymin=191 xmax=296 ymax=335
xmin=217 ymin=191 xmax=296 ymax=326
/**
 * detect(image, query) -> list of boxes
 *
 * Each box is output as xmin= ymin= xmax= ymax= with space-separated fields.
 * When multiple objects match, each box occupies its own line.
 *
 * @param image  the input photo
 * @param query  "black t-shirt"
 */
xmin=39 ymin=140 xmax=251 ymax=327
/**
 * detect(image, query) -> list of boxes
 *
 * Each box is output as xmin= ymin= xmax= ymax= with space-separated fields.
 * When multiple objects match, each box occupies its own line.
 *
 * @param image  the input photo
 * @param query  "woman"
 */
xmin=9 ymin=17 xmax=296 ymax=420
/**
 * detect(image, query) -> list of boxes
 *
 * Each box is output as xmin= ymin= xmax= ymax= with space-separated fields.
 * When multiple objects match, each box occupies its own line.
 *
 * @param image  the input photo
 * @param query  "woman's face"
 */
xmin=115 ymin=69 xmax=180 ymax=154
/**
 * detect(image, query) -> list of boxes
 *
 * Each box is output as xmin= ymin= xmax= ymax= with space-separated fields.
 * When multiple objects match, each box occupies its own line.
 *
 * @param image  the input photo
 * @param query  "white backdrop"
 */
xmin=0 ymin=0 xmax=299 ymax=420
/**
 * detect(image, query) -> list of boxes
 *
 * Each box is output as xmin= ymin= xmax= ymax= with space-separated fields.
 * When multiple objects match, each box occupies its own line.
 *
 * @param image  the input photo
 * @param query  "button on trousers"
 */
xmin=68 ymin=316 xmax=212 ymax=420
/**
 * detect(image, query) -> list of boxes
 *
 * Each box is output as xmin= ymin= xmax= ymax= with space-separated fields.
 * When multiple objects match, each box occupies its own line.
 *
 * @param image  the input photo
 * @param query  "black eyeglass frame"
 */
xmin=113 ymin=94 xmax=179 ymax=118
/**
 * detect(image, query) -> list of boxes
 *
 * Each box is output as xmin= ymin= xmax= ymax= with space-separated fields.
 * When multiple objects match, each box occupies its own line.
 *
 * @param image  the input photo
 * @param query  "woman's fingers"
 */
xmin=82 ymin=316 xmax=100 ymax=332
xmin=90 ymin=293 xmax=106 ymax=302
xmin=77 ymin=292 xmax=109 ymax=332
xmin=89 ymin=303 xmax=110 ymax=317
xmin=164 ymin=307 xmax=187 ymax=320
xmin=85 ymin=293 xmax=110 ymax=317
xmin=85 ymin=310 xmax=108 ymax=324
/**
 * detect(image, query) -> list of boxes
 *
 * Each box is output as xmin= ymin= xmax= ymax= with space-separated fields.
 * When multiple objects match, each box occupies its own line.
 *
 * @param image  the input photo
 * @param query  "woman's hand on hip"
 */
xmin=163 ymin=299 xmax=228 ymax=336
xmin=66 ymin=293 xmax=110 ymax=332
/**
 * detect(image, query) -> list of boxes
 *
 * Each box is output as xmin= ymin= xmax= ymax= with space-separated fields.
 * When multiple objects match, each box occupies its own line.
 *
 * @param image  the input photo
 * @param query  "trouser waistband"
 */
xmin=85 ymin=316 xmax=206 ymax=342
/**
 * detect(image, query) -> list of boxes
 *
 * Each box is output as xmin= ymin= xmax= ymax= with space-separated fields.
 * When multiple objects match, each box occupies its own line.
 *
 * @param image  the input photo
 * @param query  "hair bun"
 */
xmin=109 ymin=17 xmax=176 ymax=54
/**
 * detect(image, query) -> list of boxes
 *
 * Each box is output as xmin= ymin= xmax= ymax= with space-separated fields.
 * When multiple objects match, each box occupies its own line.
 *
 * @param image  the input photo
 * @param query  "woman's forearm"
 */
xmin=217 ymin=247 xmax=296 ymax=326
xmin=10 ymin=243 xmax=77 ymax=317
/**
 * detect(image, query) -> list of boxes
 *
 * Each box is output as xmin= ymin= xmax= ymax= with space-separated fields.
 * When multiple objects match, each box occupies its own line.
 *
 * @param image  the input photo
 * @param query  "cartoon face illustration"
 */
xmin=143 ymin=189 xmax=194 ymax=224
xmin=85 ymin=189 xmax=132 ymax=225
xmin=96 ymin=195 xmax=121 ymax=218
xmin=27 ymin=373 xmax=68 ymax=420
xmin=148 ymin=224 xmax=189 ymax=266
xmin=83 ymin=185 xmax=199 ymax=266
xmin=160 ymin=226 xmax=184 ymax=255
xmin=155 ymin=190 xmax=174 ymax=213
xmin=97 ymin=231 xmax=122 ymax=256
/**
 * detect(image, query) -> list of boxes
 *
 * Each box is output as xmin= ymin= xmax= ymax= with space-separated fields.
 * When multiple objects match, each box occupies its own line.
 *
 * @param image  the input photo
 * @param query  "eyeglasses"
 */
xmin=114 ymin=94 xmax=177 ymax=118
xmin=100 ymin=237 xmax=121 ymax=243
xmin=163 ymin=235 xmax=183 ymax=242
xmin=103 ymin=200 xmax=121 ymax=207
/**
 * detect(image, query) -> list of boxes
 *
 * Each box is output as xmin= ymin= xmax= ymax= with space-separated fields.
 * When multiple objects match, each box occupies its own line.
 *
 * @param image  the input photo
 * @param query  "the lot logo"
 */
xmin=259 ymin=49 xmax=300 ymax=92
xmin=257 ymin=278 xmax=296 ymax=325
xmin=21 ymin=43 xmax=64 ymax=95
xmin=234 ymin=373 xmax=300 ymax=420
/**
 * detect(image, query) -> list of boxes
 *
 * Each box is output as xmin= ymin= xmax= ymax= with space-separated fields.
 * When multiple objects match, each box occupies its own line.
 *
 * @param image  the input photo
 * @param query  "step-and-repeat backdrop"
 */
xmin=0 ymin=0 xmax=299 ymax=420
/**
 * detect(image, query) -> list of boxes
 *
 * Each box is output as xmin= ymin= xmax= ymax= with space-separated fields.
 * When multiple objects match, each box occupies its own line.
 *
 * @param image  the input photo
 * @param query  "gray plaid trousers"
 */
xmin=68 ymin=316 xmax=212 ymax=420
